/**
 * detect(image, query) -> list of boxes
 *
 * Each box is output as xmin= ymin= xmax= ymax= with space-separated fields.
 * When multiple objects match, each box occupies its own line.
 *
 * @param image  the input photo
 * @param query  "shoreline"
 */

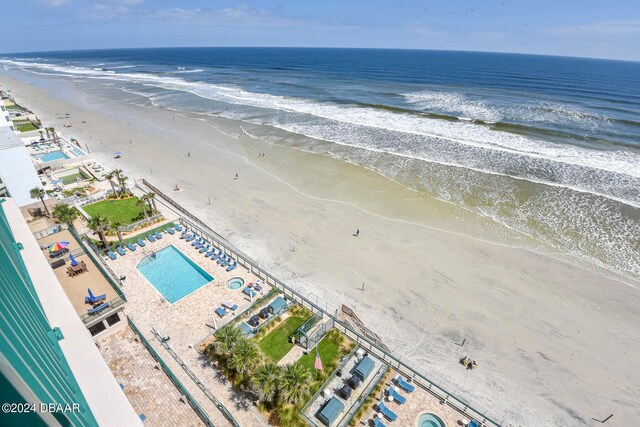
xmin=2 ymin=68 xmax=639 ymax=425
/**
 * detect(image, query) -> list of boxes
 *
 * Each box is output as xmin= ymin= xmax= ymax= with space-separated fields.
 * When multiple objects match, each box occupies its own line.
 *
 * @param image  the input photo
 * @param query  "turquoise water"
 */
xmin=225 ymin=277 xmax=244 ymax=290
xmin=35 ymin=150 xmax=69 ymax=162
xmin=417 ymin=413 xmax=446 ymax=427
xmin=69 ymin=147 xmax=85 ymax=156
xmin=136 ymin=245 xmax=214 ymax=303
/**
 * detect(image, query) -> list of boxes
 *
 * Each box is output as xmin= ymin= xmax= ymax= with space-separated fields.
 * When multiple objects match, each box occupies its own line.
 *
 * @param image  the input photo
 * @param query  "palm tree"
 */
xmin=229 ymin=339 xmax=261 ymax=376
xmin=119 ymin=175 xmax=130 ymax=197
xmin=137 ymin=195 xmax=149 ymax=219
xmin=29 ymin=187 xmax=49 ymax=217
xmin=112 ymin=221 xmax=124 ymax=245
xmin=112 ymin=169 xmax=123 ymax=197
xmin=38 ymin=130 xmax=44 ymax=140
xmin=105 ymin=171 xmax=117 ymax=197
xmin=51 ymin=203 xmax=79 ymax=231
xmin=253 ymin=363 xmax=282 ymax=404
xmin=280 ymin=364 xmax=311 ymax=405
xmin=51 ymin=127 xmax=58 ymax=143
xmin=214 ymin=325 xmax=243 ymax=356
xmin=44 ymin=127 xmax=50 ymax=140
xmin=147 ymin=192 xmax=157 ymax=215
xmin=87 ymin=215 xmax=110 ymax=248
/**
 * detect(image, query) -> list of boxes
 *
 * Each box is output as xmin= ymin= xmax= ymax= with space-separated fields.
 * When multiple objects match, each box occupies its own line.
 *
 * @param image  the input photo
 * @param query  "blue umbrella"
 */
xmin=69 ymin=253 xmax=78 ymax=267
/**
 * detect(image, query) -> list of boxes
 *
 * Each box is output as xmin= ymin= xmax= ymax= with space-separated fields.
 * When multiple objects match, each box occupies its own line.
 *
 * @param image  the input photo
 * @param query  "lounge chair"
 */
xmin=174 ymin=224 xmax=183 ymax=231
xmin=185 ymin=234 xmax=196 ymax=242
xmin=117 ymin=247 xmax=126 ymax=256
xmin=253 ymin=284 xmax=263 ymax=292
xmin=226 ymin=261 xmax=237 ymax=272
xmin=166 ymin=227 xmax=175 ymax=234
xmin=87 ymin=302 xmax=110 ymax=315
xmin=199 ymin=244 xmax=210 ymax=253
xmin=218 ymin=255 xmax=227 ymax=264
xmin=85 ymin=288 xmax=106 ymax=304
xmin=154 ymin=231 xmax=163 ymax=239
xmin=373 ymin=417 xmax=387 ymax=427
xmin=396 ymin=376 xmax=415 ymax=393
xmin=106 ymin=250 xmax=117 ymax=260
xmin=212 ymin=251 xmax=222 ymax=260
xmin=147 ymin=233 xmax=156 ymax=242
xmin=196 ymin=241 xmax=206 ymax=250
xmin=215 ymin=307 xmax=227 ymax=317
xmin=223 ymin=301 xmax=238 ymax=311
xmin=191 ymin=237 xmax=202 ymax=246
xmin=243 ymin=287 xmax=256 ymax=298
xmin=387 ymin=387 xmax=406 ymax=404
xmin=205 ymin=247 xmax=215 ymax=257
xmin=137 ymin=239 xmax=146 ymax=247
xmin=127 ymin=242 xmax=136 ymax=251
xmin=378 ymin=403 xmax=397 ymax=421
xmin=469 ymin=421 xmax=479 ymax=427
xmin=222 ymin=258 xmax=231 ymax=267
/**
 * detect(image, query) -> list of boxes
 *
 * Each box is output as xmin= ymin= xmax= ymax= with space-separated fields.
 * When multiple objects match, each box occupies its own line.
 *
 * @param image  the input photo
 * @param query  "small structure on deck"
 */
xmin=354 ymin=355 xmax=375 ymax=381
xmin=316 ymin=396 xmax=345 ymax=426
xmin=268 ymin=296 xmax=288 ymax=316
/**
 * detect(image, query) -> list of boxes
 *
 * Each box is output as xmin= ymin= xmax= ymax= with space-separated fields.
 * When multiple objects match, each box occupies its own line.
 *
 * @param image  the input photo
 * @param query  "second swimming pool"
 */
xmin=136 ymin=245 xmax=214 ymax=303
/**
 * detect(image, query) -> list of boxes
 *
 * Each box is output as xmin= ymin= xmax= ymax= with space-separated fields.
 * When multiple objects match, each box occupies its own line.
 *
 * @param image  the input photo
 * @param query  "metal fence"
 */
xmin=138 ymin=178 xmax=509 ymax=427
xmin=127 ymin=318 xmax=216 ymax=427
xmin=119 ymin=213 xmax=164 ymax=232
xmin=150 ymin=328 xmax=240 ymax=427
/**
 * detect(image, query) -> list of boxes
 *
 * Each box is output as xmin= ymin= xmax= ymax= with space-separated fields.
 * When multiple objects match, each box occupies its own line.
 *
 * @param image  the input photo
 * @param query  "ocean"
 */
xmin=2 ymin=47 xmax=639 ymax=280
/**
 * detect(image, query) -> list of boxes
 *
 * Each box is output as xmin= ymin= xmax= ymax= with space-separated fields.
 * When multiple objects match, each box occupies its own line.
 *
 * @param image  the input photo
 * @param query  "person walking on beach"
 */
xmin=187 ymin=152 xmax=191 ymax=157
xmin=355 ymin=228 xmax=360 ymax=237
xmin=235 ymin=173 xmax=238 ymax=180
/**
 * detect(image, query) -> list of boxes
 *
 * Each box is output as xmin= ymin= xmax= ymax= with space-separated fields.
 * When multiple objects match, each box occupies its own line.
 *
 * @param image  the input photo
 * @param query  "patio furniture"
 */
xmin=378 ymin=403 xmax=397 ymax=422
xmin=127 ymin=242 xmax=136 ymax=251
xmin=166 ymin=227 xmax=175 ymax=234
xmin=174 ymin=224 xmax=183 ymax=231
xmin=226 ymin=261 xmax=237 ymax=272
xmin=117 ymin=247 xmax=126 ymax=256
xmin=243 ymin=287 xmax=256 ymax=299
xmin=154 ymin=231 xmax=163 ymax=240
xmin=87 ymin=302 xmax=110 ymax=315
xmin=223 ymin=301 xmax=238 ymax=311
xmin=396 ymin=376 xmax=415 ymax=393
xmin=137 ymin=239 xmax=146 ymax=247
xmin=106 ymin=251 xmax=117 ymax=260
xmin=215 ymin=307 xmax=227 ymax=317
xmin=373 ymin=416 xmax=386 ymax=427
xmin=85 ymin=288 xmax=106 ymax=304
xmin=147 ymin=234 xmax=156 ymax=242
xmin=387 ymin=387 xmax=406 ymax=404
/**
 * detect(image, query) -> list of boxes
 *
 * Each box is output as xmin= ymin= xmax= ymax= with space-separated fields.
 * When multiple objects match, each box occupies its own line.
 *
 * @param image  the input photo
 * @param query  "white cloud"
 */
xmin=547 ymin=20 xmax=640 ymax=36
xmin=40 ymin=0 xmax=71 ymax=6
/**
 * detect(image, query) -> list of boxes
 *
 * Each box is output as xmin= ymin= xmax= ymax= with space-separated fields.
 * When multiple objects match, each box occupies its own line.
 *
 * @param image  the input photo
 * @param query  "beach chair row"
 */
xmin=105 ymin=224 xmax=182 ymax=260
xmin=179 ymin=228 xmax=238 ymax=272
xmin=371 ymin=376 xmax=415 ymax=426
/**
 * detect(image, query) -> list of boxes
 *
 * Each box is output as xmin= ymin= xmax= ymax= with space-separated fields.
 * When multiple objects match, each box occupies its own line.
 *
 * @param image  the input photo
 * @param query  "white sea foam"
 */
xmin=3 ymin=58 xmax=639 ymax=202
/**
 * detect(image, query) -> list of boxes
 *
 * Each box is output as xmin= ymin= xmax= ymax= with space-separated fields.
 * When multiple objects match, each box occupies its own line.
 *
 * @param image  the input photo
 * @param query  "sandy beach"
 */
xmin=2 ymin=68 xmax=639 ymax=426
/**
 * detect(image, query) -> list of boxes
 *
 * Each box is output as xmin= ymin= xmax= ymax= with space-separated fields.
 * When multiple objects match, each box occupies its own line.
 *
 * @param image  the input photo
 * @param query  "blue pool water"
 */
xmin=225 ymin=277 xmax=245 ymax=290
xmin=136 ymin=245 xmax=214 ymax=303
xmin=34 ymin=150 xmax=69 ymax=162
xmin=417 ymin=413 xmax=446 ymax=427
xmin=69 ymin=147 xmax=86 ymax=157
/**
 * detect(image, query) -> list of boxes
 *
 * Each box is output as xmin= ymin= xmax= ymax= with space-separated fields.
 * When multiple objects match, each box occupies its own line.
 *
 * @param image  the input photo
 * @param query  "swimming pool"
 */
xmin=417 ymin=413 xmax=446 ymax=427
xmin=70 ymin=147 xmax=86 ymax=157
xmin=136 ymin=245 xmax=214 ymax=303
xmin=34 ymin=150 xmax=69 ymax=162
xmin=225 ymin=277 xmax=245 ymax=290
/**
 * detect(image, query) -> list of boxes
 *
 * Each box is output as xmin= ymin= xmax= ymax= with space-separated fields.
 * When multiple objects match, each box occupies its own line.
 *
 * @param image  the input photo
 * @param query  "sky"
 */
xmin=1 ymin=0 xmax=639 ymax=61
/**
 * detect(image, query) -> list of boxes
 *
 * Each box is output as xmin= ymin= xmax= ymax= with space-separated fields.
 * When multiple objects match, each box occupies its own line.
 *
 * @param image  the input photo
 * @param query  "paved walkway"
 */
xmin=98 ymin=327 xmax=204 ymax=427
xmin=277 ymin=344 xmax=306 ymax=366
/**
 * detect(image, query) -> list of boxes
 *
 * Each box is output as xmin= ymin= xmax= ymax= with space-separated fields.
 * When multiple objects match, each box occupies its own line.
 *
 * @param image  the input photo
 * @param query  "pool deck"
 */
xmin=104 ymin=229 xmax=271 ymax=426
xmin=360 ymin=372 xmax=465 ymax=427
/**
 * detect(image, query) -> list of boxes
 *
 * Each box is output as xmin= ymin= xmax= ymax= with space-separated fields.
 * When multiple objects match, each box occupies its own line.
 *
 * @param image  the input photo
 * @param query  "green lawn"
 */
xmin=84 ymin=197 xmax=147 ymax=224
xmin=258 ymin=316 xmax=306 ymax=362
xmin=16 ymin=122 xmax=38 ymax=132
xmin=6 ymin=104 xmax=22 ymax=110
xmin=296 ymin=331 xmax=343 ymax=374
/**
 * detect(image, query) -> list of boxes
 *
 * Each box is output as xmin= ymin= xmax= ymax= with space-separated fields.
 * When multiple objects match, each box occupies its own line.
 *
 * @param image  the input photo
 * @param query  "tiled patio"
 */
xmin=360 ymin=372 xmax=465 ymax=427
xmin=97 ymin=327 xmax=204 ymax=427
